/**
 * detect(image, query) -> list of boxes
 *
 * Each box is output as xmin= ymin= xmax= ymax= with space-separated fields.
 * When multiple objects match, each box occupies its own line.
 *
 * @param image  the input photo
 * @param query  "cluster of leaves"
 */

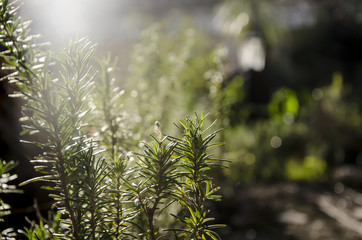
xmin=168 ymin=115 xmax=226 ymax=239
xmin=0 ymin=0 xmax=226 ymax=239
xmin=0 ymin=160 xmax=22 ymax=238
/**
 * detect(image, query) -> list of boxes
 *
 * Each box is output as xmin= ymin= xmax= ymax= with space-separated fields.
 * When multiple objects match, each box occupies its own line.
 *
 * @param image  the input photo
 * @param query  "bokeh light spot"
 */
xmin=312 ymin=88 xmax=323 ymax=101
xmin=270 ymin=136 xmax=282 ymax=148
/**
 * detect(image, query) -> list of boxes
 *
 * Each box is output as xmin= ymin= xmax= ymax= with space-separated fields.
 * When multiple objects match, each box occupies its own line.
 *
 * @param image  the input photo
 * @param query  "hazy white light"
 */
xmin=36 ymin=0 xmax=90 ymax=38
xmin=23 ymin=0 xmax=122 ymax=45
xmin=213 ymin=4 xmax=249 ymax=36
xmin=238 ymin=36 xmax=265 ymax=72
xmin=228 ymin=13 xmax=249 ymax=36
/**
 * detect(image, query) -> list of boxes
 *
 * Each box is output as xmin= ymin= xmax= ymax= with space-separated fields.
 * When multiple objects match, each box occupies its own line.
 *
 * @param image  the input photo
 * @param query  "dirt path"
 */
xmin=214 ymin=182 xmax=362 ymax=240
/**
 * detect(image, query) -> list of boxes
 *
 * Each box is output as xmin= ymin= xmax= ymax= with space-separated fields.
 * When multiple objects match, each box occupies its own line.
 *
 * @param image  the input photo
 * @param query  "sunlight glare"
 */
xmin=41 ymin=0 xmax=89 ymax=37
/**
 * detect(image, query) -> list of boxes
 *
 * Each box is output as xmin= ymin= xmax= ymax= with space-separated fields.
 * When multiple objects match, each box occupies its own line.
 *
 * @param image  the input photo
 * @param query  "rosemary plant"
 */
xmin=90 ymin=54 xmax=139 ymax=238
xmin=89 ymin=54 xmax=134 ymax=158
xmin=0 ymin=160 xmax=22 ymax=238
xmin=1 ymin=1 xmax=103 ymax=238
xmin=0 ymin=1 xmax=227 ymax=239
xmin=169 ymin=113 xmax=226 ymax=240
xmin=127 ymin=122 xmax=181 ymax=239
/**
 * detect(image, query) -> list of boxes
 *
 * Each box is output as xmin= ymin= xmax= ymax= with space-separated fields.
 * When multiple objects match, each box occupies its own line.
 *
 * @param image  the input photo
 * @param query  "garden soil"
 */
xmin=215 ymin=182 xmax=362 ymax=240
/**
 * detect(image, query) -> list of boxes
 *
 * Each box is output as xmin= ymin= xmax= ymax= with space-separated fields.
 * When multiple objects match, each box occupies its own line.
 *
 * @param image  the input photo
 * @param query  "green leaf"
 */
xmin=19 ymin=175 xmax=55 ymax=186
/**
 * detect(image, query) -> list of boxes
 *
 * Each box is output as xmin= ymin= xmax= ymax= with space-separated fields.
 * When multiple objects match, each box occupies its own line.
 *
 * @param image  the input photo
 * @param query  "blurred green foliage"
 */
xmin=225 ymin=73 xmax=362 ymax=183
xmin=268 ymin=88 xmax=299 ymax=124
xmin=122 ymin=14 xmax=362 ymax=185
xmin=126 ymin=23 xmax=215 ymax=137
